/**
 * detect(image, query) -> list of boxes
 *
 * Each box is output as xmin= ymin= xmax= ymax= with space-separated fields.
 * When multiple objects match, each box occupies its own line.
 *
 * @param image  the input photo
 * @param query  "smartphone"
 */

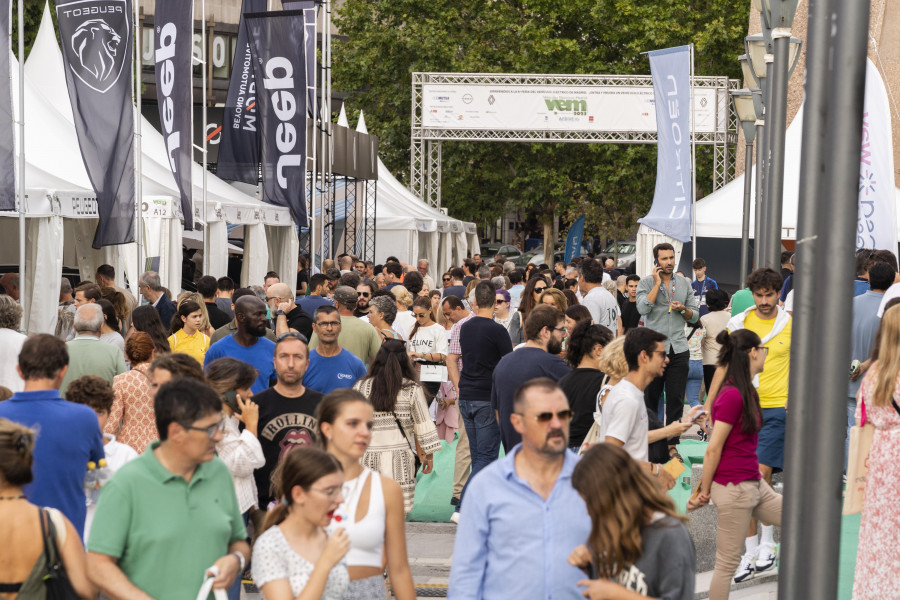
xmin=653 ymin=258 xmax=660 ymax=268
xmin=850 ymin=359 xmax=861 ymax=378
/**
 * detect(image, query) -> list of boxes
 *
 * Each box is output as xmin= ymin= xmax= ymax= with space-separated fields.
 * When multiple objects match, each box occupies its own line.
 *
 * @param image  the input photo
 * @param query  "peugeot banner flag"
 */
xmin=0 ymin=0 xmax=14 ymax=211
xmin=639 ymin=45 xmax=693 ymax=243
xmin=56 ymin=0 xmax=135 ymax=248
xmin=154 ymin=0 xmax=193 ymax=229
xmin=245 ymin=10 xmax=307 ymax=227
xmin=282 ymin=0 xmax=319 ymax=118
xmin=216 ymin=0 xmax=266 ymax=183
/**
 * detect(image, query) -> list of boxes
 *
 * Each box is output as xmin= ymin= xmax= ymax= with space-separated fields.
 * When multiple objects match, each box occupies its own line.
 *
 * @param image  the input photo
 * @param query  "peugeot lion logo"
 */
xmin=72 ymin=19 xmax=121 ymax=82
xmin=59 ymin=0 xmax=130 ymax=96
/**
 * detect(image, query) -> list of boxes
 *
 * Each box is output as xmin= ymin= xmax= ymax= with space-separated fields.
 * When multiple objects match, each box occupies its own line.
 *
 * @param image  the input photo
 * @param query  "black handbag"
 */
xmin=39 ymin=508 xmax=80 ymax=600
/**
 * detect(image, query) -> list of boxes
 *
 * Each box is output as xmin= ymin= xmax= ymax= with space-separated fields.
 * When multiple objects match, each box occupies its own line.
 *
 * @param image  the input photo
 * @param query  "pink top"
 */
xmin=711 ymin=385 xmax=762 ymax=486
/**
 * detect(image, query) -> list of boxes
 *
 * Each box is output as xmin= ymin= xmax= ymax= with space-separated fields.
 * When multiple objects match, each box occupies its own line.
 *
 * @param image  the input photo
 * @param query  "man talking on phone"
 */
xmin=635 ymin=243 xmax=700 ymax=463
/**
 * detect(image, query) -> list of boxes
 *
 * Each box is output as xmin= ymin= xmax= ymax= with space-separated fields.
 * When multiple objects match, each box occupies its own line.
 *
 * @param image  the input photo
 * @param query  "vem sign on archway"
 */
xmin=410 ymin=72 xmax=739 ymax=209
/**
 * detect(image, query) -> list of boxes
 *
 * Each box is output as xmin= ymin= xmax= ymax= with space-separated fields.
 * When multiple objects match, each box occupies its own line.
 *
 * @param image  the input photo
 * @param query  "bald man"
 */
xmin=268 ymin=282 xmax=313 ymax=341
xmin=204 ymin=296 xmax=277 ymax=394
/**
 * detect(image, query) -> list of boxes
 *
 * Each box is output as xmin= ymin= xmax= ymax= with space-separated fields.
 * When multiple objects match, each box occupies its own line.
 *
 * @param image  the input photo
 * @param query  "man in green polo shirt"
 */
xmin=87 ymin=379 xmax=249 ymax=599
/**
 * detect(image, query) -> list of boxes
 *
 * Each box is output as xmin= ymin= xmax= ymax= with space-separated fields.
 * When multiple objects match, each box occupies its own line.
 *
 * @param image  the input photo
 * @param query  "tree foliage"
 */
xmin=333 ymin=0 xmax=749 ymax=240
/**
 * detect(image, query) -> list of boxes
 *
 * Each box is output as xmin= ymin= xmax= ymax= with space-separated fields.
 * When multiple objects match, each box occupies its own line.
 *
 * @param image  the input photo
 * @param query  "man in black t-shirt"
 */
xmin=622 ymin=274 xmax=642 ymax=332
xmin=253 ymin=333 xmax=323 ymax=507
xmin=269 ymin=282 xmax=313 ymax=341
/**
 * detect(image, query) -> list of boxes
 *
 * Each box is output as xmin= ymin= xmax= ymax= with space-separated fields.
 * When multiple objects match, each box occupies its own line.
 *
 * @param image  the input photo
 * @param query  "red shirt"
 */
xmin=711 ymin=385 xmax=762 ymax=485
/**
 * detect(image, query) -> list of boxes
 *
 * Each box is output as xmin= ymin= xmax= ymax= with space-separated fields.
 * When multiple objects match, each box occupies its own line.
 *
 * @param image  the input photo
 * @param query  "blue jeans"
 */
xmin=845 ymin=398 xmax=856 ymax=474
xmin=685 ymin=359 xmax=704 ymax=408
xmin=458 ymin=399 xmax=500 ymax=508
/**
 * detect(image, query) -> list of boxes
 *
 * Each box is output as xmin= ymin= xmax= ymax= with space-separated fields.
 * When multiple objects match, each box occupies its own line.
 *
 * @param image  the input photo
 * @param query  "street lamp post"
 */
xmin=732 ymin=90 xmax=757 ymax=287
xmin=744 ymin=34 xmax=768 ymax=267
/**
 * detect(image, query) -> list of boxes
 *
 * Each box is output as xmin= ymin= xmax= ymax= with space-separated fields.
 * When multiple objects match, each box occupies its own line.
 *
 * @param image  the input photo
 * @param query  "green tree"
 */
xmin=333 ymin=0 xmax=748 ymax=256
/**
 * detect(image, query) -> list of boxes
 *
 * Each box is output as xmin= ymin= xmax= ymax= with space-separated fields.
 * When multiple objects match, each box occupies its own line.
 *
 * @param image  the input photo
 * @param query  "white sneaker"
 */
xmin=449 ymin=511 xmax=460 ymax=524
xmin=733 ymin=552 xmax=756 ymax=583
xmin=755 ymin=542 xmax=777 ymax=572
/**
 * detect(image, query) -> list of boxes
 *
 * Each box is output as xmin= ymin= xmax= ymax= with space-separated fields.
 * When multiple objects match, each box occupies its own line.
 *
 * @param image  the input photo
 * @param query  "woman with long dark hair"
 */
xmin=352 ymin=339 xmax=442 ymax=513
xmin=316 ymin=389 xmax=417 ymax=600
xmin=97 ymin=298 xmax=126 ymax=354
xmin=518 ymin=275 xmax=549 ymax=322
xmin=569 ymin=443 xmax=694 ymax=599
xmin=127 ymin=304 xmax=171 ymax=354
xmin=558 ymin=321 xmax=613 ymax=449
xmin=688 ymin=329 xmax=781 ymax=599
xmin=167 ymin=300 xmax=210 ymax=366
xmin=250 ymin=447 xmax=350 ymax=599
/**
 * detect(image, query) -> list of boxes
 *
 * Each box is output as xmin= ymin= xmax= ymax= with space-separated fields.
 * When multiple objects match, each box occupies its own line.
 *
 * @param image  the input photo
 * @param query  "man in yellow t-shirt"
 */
xmin=722 ymin=267 xmax=791 ymax=581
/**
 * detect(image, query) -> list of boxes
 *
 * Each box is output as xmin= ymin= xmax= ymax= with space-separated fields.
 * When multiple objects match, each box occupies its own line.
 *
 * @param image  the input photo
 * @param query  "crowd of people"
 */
xmin=0 ymin=243 xmax=895 ymax=599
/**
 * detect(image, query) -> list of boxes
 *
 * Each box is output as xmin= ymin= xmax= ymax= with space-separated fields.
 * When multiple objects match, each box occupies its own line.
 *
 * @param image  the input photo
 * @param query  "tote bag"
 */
xmin=843 ymin=399 xmax=875 ymax=515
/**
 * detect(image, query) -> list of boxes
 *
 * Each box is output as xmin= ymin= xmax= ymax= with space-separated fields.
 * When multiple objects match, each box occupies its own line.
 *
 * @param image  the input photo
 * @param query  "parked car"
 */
xmin=479 ymin=243 xmax=522 ymax=261
xmin=602 ymin=241 xmax=637 ymax=273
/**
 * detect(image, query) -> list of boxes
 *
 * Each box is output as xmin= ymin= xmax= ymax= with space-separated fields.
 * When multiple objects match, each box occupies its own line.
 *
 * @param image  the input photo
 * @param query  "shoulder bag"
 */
xmin=578 ymin=376 xmax=609 ymax=456
xmin=843 ymin=397 xmax=900 ymax=515
xmin=40 ymin=508 xmax=79 ymax=600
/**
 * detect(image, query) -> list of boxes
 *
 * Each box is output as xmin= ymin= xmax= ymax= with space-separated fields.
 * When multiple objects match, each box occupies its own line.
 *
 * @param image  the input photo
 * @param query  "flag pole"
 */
xmin=134 ymin=0 xmax=143 ymax=292
xmin=690 ymin=42 xmax=697 ymax=262
xmin=16 ymin=0 xmax=25 ymax=330
xmin=201 ymin=0 xmax=209 ymax=276
xmin=309 ymin=5 xmax=317 ymax=273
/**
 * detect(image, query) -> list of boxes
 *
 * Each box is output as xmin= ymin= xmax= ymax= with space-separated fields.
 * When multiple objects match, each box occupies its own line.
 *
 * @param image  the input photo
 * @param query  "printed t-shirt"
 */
xmin=303 ymin=348 xmax=366 ymax=394
xmin=611 ymin=514 xmax=695 ymax=600
xmin=710 ymin=385 xmax=762 ymax=485
xmin=743 ymin=311 xmax=791 ymax=408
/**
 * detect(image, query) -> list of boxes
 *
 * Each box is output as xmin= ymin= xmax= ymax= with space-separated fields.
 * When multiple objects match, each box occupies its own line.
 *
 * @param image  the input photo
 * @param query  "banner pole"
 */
xmin=16 ymin=0 xmax=24 ymax=329
xmin=134 ymin=0 xmax=142 ymax=292
xmin=309 ymin=5 xmax=317 ymax=272
xmin=201 ymin=0 xmax=209 ymax=276
xmin=690 ymin=42 xmax=697 ymax=263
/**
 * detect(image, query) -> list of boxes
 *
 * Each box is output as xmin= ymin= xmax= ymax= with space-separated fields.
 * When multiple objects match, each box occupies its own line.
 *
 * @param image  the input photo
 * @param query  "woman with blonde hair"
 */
xmin=851 ymin=305 xmax=900 ymax=599
xmin=569 ymin=443 xmax=694 ymax=599
xmin=0 ymin=419 xmax=97 ymax=599
xmin=390 ymin=285 xmax=416 ymax=340
xmin=540 ymin=287 xmax=568 ymax=313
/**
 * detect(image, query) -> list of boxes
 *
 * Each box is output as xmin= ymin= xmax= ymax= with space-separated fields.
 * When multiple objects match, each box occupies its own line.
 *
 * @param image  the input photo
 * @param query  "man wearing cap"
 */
xmin=309 ymin=286 xmax=381 ymax=365
xmin=324 ymin=268 xmax=341 ymax=300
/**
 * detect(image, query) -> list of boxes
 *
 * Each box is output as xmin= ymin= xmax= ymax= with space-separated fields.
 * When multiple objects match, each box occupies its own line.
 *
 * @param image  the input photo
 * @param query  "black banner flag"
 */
xmin=216 ymin=0 xmax=265 ymax=183
xmin=56 ymin=0 xmax=135 ymax=248
xmin=245 ymin=11 xmax=307 ymax=227
xmin=154 ymin=0 xmax=192 ymax=229
xmin=282 ymin=0 xmax=317 ymax=118
xmin=0 ymin=0 xmax=15 ymax=211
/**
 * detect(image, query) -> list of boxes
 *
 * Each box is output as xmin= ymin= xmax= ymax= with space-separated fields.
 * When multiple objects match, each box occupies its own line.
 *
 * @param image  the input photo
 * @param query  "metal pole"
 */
xmin=134 ymin=0 xmax=142 ymax=289
xmin=308 ymin=5 xmax=317 ymax=272
xmin=16 ymin=0 xmax=24 ymax=329
xmin=753 ymin=117 xmax=765 ymax=269
xmin=780 ymin=0 xmax=865 ymax=596
xmin=690 ymin=43 xmax=697 ymax=262
xmin=764 ymin=31 xmax=791 ymax=270
xmin=739 ymin=138 xmax=754 ymax=286
xmin=201 ymin=0 xmax=209 ymax=276
xmin=757 ymin=58 xmax=773 ymax=269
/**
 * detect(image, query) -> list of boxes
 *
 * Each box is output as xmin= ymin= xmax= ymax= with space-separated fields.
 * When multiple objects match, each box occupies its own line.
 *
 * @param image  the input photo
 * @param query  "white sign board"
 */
xmin=421 ymin=83 xmax=725 ymax=134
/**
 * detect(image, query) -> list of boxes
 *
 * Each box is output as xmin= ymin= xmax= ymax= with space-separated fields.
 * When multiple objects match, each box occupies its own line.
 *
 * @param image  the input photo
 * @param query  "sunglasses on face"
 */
xmin=517 ymin=410 xmax=573 ymax=423
xmin=358 ymin=292 xmax=370 ymax=297
xmin=496 ymin=299 xmax=507 ymax=305
xmin=534 ymin=287 xmax=547 ymax=293
xmin=442 ymin=277 xmax=451 ymax=282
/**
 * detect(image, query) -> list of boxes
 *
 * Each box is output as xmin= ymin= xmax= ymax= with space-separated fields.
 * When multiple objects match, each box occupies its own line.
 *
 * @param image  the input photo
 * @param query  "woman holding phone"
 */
xmin=687 ymin=329 xmax=782 ymax=599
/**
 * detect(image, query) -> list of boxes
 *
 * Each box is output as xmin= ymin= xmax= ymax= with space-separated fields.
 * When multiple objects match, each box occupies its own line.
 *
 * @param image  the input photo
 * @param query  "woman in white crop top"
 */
xmin=317 ymin=389 xmax=417 ymax=600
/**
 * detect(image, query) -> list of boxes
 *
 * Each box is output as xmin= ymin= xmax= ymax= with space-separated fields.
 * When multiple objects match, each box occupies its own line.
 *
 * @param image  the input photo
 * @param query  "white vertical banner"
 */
xmin=856 ymin=59 xmax=896 ymax=251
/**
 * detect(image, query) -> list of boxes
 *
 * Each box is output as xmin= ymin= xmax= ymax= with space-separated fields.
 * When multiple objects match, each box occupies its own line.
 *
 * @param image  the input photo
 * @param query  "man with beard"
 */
xmin=269 ymin=282 xmax=313 ymax=341
xmin=621 ymin=274 xmax=642 ymax=332
xmin=491 ymin=305 xmax=571 ymax=453
xmin=355 ymin=281 xmax=376 ymax=319
xmin=302 ymin=305 xmax=366 ymax=394
xmin=449 ymin=379 xmax=590 ymax=599
xmin=251 ymin=333 xmax=324 ymax=509
xmin=204 ymin=296 xmax=276 ymax=394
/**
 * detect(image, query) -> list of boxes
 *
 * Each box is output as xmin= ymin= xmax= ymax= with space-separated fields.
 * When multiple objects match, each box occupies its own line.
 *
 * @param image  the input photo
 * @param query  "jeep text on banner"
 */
xmin=856 ymin=59 xmax=896 ymax=252
xmin=639 ymin=45 xmax=693 ymax=244
xmin=0 ymin=0 xmax=14 ymax=211
xmin=56 ymin=0 xmax=135 ymax=248
xmin=244 ymin=10 xmax=307 ymax=227
xmin=282 ymin=0 xmax=318 ymax=118
xmin=154 ymin=0 xmax=193 ymax=230
xmin=216 ymin=0 xmax=266 ymax=184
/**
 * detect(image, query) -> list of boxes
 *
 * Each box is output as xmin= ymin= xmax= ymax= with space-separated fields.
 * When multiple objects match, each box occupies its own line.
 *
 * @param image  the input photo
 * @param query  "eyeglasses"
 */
xmin=275 ymin=331 xmax=308 ymax=344
xmin=648 ymin=350 xmax=668 ymax=357
xmin=183 ymin=419 xmax=226 ymax=438
xmin=309 ymin=486 xmax=342 ymax=499
xmin=265 ymin=296 xmax=279 ymax=302
xmin=534 ymin=286 xmax=547 ymax=293
xmin=757 ymin=346 xmax=769 ymax=353
xmin=316 ymin=320 xmax=341 ymax=328
xmin=516 ymin=410 xmax=573 ymax=423
xmin=358 ymin=292 xmax=370 ymax=297
xmin=552 ymin=326 xmax=567 ymax=333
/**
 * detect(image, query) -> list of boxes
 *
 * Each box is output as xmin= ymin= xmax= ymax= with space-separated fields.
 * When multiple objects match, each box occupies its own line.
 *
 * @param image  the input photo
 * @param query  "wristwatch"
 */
xmin=276 ymin=310 xmax=285 ymax=316
xmin=679 ymin=308 xmax=686 ymax=315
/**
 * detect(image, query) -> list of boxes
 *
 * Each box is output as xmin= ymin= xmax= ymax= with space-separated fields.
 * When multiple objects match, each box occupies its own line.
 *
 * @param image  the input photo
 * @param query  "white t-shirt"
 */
xmin=599 ymin=379 xmax=649 ymax=462
xmin=581 ymin=286 xmax=621 ymax=334
xmin=877 ymin=282 xmax=900 ymax=317
xmin=393 ymin=311 xmax=416 ymax=340
xmin=0 ymin=328 xmax=26 ymax=392
xmin=408 ymin=323 xmax=449 ymax=382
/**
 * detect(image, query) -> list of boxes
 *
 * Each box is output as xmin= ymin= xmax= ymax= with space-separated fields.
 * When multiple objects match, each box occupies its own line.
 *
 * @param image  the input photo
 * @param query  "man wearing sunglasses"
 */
xmin=87 ymin=378 xmax=249 ymax=599
xmin=354 ymin=281 xmax=377 ymax=319
xmin=449 ymin=378 xmax=590 ymax=599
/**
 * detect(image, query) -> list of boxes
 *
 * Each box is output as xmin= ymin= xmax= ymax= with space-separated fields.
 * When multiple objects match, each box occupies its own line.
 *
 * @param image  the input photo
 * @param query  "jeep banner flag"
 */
xmin=282 ymin=0 xmax=318 ymax=118
xmin=245 ymin=10 xmax=307 ymax=227
xmin=639 ymin=45 xmax=693 ymax=243
xmin=56 ymin=0 xmax=135 ymax=248
xmin=154 ymin=0 xmax=193 ymax=229
xmin=0 ymin=0 xmax=14 ymax=211
xmin=216 ymin=0 xmax=265 ymax=183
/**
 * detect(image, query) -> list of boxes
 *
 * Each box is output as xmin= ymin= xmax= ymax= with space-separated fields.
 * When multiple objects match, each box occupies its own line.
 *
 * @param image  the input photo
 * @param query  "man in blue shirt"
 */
xmin=297 ymin=274 xmax=335 ymax=315
xmin=449 ymin=378 xmax=589 ymax=599
xmin=303 ymin=305 xmax=366 ymax=394
xmin=0 ymin=334 xmax=105 ymax=536
xmin=691 ymin=257 xmax=718 ymax=317
xmin=205 ymin=296 xmax=276 ymax=394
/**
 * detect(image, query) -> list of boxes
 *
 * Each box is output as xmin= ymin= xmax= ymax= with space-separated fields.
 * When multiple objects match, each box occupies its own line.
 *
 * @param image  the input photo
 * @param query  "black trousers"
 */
xmin=643 ymin=349 xmax=690 ymax=448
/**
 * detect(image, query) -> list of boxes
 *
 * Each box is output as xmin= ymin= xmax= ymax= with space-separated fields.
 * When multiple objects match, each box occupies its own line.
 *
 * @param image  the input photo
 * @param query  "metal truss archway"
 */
xmin=411 ymin=72 xmax=740 ymax=209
